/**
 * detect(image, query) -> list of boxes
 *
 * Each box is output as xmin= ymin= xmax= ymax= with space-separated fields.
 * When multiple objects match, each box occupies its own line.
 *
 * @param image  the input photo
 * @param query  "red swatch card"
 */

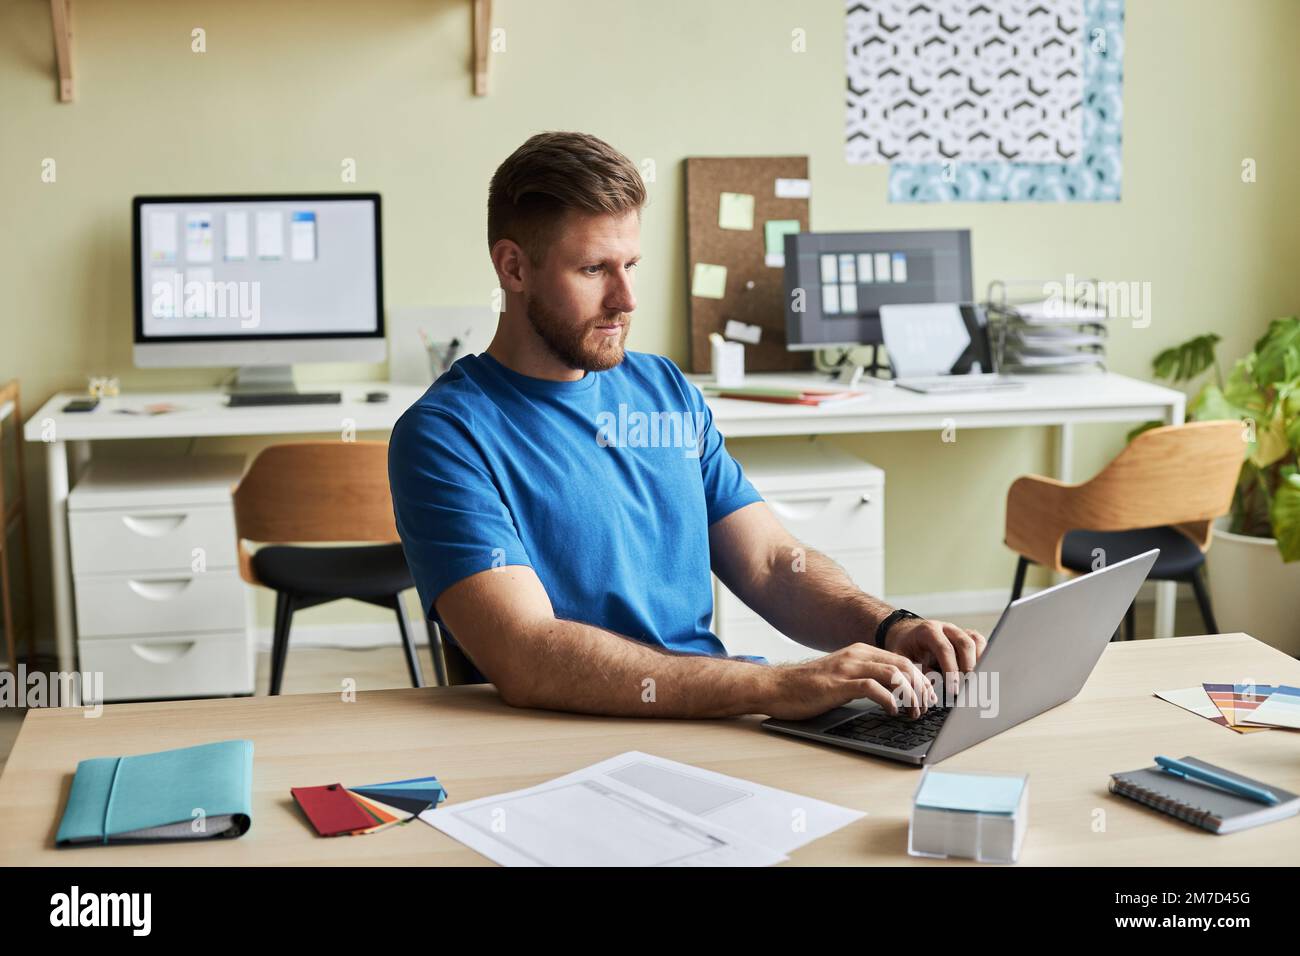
xmin=292 ymin=783 xmax=377 ymax=837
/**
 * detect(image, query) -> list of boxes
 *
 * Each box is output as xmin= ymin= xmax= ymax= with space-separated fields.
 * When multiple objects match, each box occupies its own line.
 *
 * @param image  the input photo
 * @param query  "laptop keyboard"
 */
xmin=825 ymin=705 xmax=951 ymax=750
xmin=896 ymin=379 xmax=1023 ymax=393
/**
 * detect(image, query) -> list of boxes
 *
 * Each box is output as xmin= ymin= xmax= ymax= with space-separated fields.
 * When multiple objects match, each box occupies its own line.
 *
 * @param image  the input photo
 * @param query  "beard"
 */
xmin=524 ymin=293 xmax=629 ymax=372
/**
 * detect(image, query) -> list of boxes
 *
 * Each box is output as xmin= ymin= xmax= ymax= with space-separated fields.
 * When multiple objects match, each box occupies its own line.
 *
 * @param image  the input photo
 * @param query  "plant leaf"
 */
xmin=1150 ymin=333 xmax=1221 ymax=384
xmin=1250 ymin=404 xmax=1289 ymax=468
xmin=1252 ymin=316 xmax=1300 ymax=388
xmin=1269 ymin=480 xmax=1300 ymax=562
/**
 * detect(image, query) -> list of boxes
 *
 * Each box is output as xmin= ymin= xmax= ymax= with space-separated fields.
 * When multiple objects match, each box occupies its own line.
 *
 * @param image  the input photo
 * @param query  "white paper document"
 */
xmin=421 ymin=751 xmax=865 ymax=865
xmin=423 ymin=773 xmax=783 ymax=867
xmin=548 ymin=751 xmax=866 ymax=856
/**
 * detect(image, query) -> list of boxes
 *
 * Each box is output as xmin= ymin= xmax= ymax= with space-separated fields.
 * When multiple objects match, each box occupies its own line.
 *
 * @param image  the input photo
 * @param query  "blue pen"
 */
xmin=1155 ymin=756 xmax=1279 ymax=806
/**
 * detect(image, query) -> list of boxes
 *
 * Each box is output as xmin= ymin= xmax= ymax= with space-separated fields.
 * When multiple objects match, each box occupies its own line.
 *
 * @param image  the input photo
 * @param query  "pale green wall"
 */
xmin=3 ymin=0 xmax=1299 ymax=647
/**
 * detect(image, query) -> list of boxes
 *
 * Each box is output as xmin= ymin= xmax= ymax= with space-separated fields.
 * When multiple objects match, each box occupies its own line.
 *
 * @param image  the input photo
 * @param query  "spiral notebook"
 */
xmin=1109 ymin=757 xmax=1299 ymax=835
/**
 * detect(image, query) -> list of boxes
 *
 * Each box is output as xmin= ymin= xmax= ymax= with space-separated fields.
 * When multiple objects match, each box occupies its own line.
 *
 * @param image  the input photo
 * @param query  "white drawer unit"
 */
xmin=79 ymin=631 xmax=253 ymax=704
xmin=68 ymin=455 xmax=253 ymax=701
xmin=713 ymin=440 xmax=884 ymax=664
xmin=74 ymin=570 xmax=248 ymax=638
xmin=69 ymin=506 xmax=239 ymax=575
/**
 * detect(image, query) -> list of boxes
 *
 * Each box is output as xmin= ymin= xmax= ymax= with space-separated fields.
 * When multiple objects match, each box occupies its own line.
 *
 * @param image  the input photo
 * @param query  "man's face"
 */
xmin=523 ymin=209 xmax=640 ymax=372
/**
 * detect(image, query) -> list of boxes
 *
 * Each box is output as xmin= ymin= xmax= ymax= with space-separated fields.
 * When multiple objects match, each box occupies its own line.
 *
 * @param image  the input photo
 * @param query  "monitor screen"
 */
xmin=133 ymin=194 xmax=382 ymax=344
xmin=783 ymin=229 xmax=972 ymax=349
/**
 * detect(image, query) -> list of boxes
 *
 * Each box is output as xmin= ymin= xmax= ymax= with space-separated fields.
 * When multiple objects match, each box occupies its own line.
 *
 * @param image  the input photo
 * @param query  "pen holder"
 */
xmin=711 ymin=339 xmax=745 ymax=388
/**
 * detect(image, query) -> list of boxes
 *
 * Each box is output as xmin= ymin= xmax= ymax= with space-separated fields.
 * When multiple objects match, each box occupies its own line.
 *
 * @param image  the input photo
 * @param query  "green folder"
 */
xmin=56 ymin=739 xmax=254 ymax=846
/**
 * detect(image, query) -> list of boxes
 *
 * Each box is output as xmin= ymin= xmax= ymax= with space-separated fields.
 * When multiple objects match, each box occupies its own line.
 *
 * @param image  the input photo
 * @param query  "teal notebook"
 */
xmin=56 ymin=740 xmax=254 ymax=846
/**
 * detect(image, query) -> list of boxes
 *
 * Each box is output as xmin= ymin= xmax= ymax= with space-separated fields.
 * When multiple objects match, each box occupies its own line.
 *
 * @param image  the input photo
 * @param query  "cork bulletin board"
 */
xmin=684 ymin=156 xmax=814 ymax=374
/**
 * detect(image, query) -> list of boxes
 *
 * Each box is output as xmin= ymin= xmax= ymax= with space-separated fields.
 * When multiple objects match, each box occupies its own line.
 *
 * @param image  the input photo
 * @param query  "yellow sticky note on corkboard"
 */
xmin=691 ymin=263 xmax=727 ymax=299
xmin=718 ymin=193 xmax=754 ymax=231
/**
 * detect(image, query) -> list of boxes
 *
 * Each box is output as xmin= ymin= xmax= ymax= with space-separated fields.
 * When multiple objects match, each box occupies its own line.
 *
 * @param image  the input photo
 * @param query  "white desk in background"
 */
xmin=24 ymin=371 xmax=1184 ymax=677
xmin=691 ymin=370 xmax=1187 ymax=637
xmin=23 ymin=383 xmax=428 ymax=678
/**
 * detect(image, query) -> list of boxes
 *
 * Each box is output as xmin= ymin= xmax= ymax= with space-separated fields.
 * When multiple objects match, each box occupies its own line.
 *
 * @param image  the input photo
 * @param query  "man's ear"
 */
xmin=492 ymin=239 xmax=528 ymax=294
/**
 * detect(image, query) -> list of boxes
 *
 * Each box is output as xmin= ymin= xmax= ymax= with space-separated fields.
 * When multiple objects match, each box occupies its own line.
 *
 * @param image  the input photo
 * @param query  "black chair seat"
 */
xmin=1060 ymin=525 xmax=1205 ymax=580
xmin=252 ymin=542 xmax=413 ymax=599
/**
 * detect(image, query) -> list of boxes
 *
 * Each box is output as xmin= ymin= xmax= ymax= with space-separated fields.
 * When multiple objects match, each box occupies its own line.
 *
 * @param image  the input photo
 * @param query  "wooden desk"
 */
xmin=1 ymin=634 xmax=1295 ymax=866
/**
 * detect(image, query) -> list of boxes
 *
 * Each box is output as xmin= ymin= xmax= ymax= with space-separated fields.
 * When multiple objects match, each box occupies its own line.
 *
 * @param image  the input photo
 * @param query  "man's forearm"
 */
xmin=497 ymin=618 xmax=776 ymax=718
xmin=744 ymin=543 xmax=894 ymax=652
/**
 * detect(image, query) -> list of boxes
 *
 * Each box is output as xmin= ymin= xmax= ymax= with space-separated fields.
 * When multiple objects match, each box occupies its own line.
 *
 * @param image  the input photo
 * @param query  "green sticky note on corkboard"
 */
xmin=691 ymin=263 xmax=727 ymax=299
xmin=718 ymin=193 xmax=754 ymax=231
xmin=764 ymin=219 xmax=800 ymax=256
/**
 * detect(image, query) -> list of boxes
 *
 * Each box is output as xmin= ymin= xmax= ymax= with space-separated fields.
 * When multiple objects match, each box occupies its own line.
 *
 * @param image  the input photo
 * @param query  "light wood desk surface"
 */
xmin=1 ymin=634 xmax=1296 ymax=866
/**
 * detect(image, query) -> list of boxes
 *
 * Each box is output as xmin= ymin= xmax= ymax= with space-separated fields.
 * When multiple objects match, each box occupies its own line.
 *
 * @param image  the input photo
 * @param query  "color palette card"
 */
xmin=293 ymin=775 xmax=446 ymax=837
xmin=1240 ymin=685 xmax=1300 ymax=729
xmin=1155 ymin=687 xmax=1267 ymax=734
xmin=1203 ymin=683 xmax=1284 ymax=731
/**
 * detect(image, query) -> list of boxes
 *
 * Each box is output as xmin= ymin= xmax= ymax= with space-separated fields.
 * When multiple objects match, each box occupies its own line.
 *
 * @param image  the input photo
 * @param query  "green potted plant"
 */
xmin=1137 ymin=317 xmax=1300 ymax=653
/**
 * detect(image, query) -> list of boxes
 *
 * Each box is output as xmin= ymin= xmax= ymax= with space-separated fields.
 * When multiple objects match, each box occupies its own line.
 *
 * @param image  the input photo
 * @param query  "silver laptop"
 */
xmin=761 ymin=549 xmax=1159 ymax=766
xmin=880 ymin=302 xmax=1025 ymax=394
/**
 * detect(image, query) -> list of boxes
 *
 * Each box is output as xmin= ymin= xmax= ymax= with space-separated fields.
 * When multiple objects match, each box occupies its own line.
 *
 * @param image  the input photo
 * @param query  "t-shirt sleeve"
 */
xmin=388 ymin=406 xmax=533 ymax=620
xmin=662 ymin=357 xmax=763 ymax=526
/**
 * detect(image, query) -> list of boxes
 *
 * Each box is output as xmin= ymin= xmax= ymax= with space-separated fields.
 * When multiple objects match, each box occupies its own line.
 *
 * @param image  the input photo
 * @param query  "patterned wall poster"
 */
xmin=883 ymin=0 xmax=1125 ymax=202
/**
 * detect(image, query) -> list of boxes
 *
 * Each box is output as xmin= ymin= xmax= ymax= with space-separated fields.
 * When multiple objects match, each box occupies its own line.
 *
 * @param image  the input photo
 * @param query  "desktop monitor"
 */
xmin=132 ymin=193 xmax=384 ymax=385
xmin=783 ymin=229 xmax=972 ymax=350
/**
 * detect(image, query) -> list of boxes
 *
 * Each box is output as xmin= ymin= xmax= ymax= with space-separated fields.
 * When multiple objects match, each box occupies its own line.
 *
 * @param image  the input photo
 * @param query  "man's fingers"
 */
xmin=918 ymin=623 xmax=960 ymax=697
xmin=850 ymin=678 xmax=899 ymax=716
xmin=838 ymin=645 xmax=936 ymax=713
xmin=943 ymin=623 xmax=979 ymax=672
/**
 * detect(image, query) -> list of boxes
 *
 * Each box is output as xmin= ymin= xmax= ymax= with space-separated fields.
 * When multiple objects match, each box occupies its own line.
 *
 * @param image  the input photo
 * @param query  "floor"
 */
xmin=0 ymin=598 xmax=1207 ymax=773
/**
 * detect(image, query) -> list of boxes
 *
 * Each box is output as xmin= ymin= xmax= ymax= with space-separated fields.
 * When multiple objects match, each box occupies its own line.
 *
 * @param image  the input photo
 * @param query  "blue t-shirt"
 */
xmin=388 ymin=350 xmax=763 ymax=658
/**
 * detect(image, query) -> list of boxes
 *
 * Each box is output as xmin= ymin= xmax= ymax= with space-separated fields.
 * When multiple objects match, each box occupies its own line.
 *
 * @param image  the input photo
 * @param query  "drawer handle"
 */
xmin=127 ymin=578 xmax=194 ymax=601
xmin=130 ymin=641 xmax=198 ymax=664
xmin=121 ymin=514 xmax=188 ymax=537
xmin=767 ymin=496 xmax=835 ymax=521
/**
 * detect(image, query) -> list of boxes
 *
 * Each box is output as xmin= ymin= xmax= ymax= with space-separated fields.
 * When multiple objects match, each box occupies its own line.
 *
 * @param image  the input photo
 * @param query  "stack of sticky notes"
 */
xmin=292 ymin=775 xmax=446 ymax=837
xmin=1156 ymin=685 xmax=1300 ymax=734
xmin=908 ymin=768 xmax=1029 ymax=864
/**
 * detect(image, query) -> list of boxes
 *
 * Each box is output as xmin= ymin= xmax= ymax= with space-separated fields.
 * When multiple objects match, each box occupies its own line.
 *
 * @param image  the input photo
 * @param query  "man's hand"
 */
xmin=764 ymin=643 xmax=939 ymax=722
xmin=885 ymin=617 xmax=988 ymax=698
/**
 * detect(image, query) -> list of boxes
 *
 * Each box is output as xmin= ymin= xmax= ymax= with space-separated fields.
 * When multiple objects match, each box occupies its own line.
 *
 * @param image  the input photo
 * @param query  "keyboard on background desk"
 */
xmin=226 ymin=391 xmax=342 ymax=407
xmin=892 ymin=376 xmax=1026 ymax=394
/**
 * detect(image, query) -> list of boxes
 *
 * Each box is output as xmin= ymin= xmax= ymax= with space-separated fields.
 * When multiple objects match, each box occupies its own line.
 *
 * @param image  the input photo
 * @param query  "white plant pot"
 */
xmin=1207 ymin=517 xmax=1300 ymax=656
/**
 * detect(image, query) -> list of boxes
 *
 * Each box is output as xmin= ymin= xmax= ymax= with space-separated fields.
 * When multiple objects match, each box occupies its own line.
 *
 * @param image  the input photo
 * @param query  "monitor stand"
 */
xmin=828 ymin=345 xmax=892 ymax=386
xmin=225 ymin=366 xmax=341 ymax=406
xmin=230 ymin=365 xmax=297 ymax=395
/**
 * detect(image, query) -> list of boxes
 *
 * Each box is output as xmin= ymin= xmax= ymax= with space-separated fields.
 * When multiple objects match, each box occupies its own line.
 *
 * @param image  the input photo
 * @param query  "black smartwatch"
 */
xmin=874 ymin=608 xmax=920 ymax=649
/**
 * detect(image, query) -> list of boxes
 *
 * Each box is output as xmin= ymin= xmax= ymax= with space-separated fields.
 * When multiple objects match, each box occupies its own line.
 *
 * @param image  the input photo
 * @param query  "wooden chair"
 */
xmin=0 ymin=381 xmax=36 ymax=672
xmin=232 ymin=441 xmax=448 ymax=694
xmin=1004 ymin=420 xmax=1242 ymax=640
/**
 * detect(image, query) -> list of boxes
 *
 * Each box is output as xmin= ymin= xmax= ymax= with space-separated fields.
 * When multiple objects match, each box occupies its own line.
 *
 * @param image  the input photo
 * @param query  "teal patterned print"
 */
xmin=887 ymin=0 xmax=1124 ymax=203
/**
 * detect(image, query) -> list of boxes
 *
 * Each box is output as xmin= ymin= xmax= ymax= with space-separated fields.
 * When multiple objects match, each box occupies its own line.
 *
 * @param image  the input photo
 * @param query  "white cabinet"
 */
xmin=68 ymin=455 xmax=253 ymax=702
xmin=714 ymin=440 xmax=884 ymax=664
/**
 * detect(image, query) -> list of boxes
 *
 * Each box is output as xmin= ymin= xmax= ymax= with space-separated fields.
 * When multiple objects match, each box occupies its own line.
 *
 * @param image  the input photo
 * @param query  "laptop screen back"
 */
xmin=880 ymin=303 xmax=993 ymax=378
